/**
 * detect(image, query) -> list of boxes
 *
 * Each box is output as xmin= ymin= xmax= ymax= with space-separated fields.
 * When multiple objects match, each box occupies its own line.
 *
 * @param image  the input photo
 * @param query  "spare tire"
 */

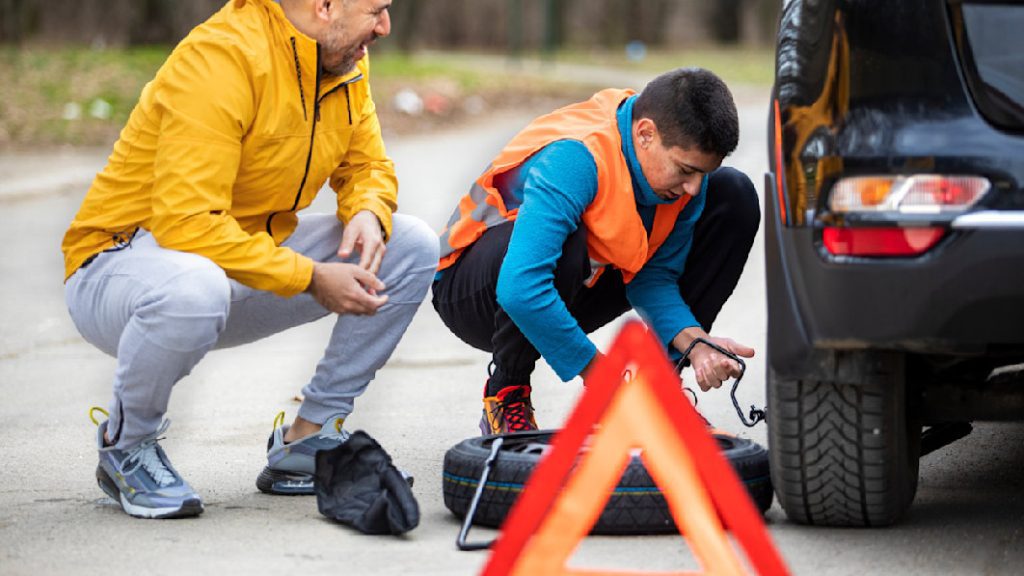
xmin=442 ymin=430 xmax=772 ymax=535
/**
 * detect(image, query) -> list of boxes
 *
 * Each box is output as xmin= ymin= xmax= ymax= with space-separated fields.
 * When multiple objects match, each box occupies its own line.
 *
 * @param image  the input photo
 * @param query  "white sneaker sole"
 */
xmin=96 ymin=464 xmax=203 ymax=519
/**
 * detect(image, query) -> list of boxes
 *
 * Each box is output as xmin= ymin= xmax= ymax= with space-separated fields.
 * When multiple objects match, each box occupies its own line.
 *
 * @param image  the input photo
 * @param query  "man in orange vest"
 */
xmin=433 ymin=68 xmax=759 ymax=435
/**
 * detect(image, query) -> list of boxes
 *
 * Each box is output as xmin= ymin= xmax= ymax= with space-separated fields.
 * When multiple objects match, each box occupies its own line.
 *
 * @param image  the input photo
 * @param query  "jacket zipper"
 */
xmin=290 ymin=37 xmax=307 ymax=122
xmin=267 ymin=45 xmax=322 ymax=236
xmin=265 ymin=50 xmax=365 ymax=237
xmin=318 ymin=73 xmax=362 ymax=124
xmin=344 ymin=85 xmax=352 ymax=124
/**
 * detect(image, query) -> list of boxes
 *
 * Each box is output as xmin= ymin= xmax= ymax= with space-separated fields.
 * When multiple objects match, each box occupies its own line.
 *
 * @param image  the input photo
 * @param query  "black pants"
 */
xmin=431 ymin=167 xmax=760 ymax=390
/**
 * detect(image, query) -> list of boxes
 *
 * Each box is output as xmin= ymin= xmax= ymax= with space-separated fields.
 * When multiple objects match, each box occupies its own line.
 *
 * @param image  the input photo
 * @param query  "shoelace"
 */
xmin=501 ymin=393 xmax=533 ymax=432
xmin=121 ymin=421 xmax=176 ymax=488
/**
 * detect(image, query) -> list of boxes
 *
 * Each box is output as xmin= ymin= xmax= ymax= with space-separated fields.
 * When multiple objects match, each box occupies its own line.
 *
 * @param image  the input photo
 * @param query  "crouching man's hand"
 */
xmin=672 ymin=327 xmax=755 ymax=392
xmin=307 ymin=261 xmax=388 ymax=315
xmin=339 ymin=210 xmax=386 ymax=274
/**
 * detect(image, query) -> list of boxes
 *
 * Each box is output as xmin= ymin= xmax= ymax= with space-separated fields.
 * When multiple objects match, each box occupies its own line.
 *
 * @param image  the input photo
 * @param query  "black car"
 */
xmin=765 ymin=0 xmax=1024 ymax=527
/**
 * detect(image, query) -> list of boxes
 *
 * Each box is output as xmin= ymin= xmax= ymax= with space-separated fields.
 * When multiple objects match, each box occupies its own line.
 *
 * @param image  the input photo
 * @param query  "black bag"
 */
xmin=314 ymin=430 xmax=420 ymax=535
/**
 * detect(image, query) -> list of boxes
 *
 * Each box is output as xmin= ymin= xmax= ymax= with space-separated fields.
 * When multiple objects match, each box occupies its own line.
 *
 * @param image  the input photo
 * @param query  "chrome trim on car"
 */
xmin=952 ymin=211 xmax=1024 ymax=229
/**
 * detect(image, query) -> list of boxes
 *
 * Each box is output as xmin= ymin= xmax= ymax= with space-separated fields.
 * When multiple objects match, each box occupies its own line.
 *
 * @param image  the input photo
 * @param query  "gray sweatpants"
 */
xmin=65 ymin=213 xmax=439 ymax=450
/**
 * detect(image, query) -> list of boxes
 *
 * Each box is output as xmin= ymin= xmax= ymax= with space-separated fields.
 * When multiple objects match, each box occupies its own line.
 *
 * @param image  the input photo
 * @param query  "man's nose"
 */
xmin=376 ymin=9 xmax=392 ymax=37
xmin=682 ymin=174 xmax=702 ymax=197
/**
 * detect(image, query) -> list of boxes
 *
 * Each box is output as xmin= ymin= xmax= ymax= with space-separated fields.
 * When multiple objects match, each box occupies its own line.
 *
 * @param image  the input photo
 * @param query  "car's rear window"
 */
xmin=960 ymin=4 xmax=1024 ymax=130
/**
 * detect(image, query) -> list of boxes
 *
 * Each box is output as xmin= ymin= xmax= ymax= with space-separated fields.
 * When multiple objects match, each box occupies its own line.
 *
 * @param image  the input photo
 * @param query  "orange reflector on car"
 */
xmin=773 ymin=99 xmax=788 ymax=226
xmin=823 ymin=227 xmax=946 ymax=257
xmin=856 ymin=178 xmax=894 ymax=208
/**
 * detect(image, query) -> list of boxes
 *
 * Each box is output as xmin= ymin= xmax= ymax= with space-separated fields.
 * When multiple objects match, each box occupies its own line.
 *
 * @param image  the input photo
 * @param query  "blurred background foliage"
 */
xmin=0 ymin=0 xmax=778 ymax=49
xmin=0 ymin=0 xmax=780 ymax=147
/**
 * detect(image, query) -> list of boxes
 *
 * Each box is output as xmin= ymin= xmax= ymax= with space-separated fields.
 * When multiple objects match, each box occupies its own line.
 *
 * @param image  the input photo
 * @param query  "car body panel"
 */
xmin=767 ymin=0 xmax=1024 ymax=377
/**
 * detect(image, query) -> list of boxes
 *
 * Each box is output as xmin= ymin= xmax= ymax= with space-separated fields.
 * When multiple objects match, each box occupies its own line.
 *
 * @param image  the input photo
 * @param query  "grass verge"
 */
xmin=0 ymin=46 xmax=771 ymax=148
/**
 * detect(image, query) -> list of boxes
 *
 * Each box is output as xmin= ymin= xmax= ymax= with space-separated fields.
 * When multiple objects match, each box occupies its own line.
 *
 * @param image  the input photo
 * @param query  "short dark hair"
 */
xmin=634 ymin=67 xmax=739 ymax=158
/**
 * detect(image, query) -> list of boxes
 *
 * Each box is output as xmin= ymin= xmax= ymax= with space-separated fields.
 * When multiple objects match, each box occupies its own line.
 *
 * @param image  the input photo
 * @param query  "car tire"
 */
xmin=768 ymin=350 xmax=921 ymax=527
xmin=442 ymin=430 xmax=773 ymax=535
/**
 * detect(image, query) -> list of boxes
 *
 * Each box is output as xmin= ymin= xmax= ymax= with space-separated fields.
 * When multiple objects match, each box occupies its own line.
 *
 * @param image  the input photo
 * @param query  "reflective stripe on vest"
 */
xmin=437 ymin=88 xmax=690 ymax=284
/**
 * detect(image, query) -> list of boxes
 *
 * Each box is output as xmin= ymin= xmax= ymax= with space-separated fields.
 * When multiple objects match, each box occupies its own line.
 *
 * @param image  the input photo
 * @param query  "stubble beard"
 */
xmin=322 ymin=47 xmax=361 ymax=77
xmin=321 ymin=24 xmax=364 ymax=77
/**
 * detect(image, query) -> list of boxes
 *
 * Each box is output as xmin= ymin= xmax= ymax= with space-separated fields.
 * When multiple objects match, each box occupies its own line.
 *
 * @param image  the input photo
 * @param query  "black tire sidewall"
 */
xmin=442 ymin=430 xmax=773 ymax=534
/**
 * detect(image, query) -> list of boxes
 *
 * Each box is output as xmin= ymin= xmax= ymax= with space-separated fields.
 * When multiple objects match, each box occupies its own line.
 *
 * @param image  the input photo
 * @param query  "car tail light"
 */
xmin=829 ymin=175 xmax=990 ymax=214
xmin=823 ymin=227 xmax=946 ymax=257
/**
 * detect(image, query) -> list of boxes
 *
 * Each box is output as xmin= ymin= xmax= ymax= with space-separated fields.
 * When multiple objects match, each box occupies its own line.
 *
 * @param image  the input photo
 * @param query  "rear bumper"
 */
xmin=765 ymin=174 xmax=1024 ymax=377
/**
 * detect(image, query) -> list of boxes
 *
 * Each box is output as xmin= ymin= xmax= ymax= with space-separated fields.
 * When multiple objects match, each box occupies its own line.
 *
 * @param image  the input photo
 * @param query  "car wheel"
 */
xmin=443 ymin=430 xmax=773 ymax=535
xmin=768 ymin=351 xmax=921 ymax=527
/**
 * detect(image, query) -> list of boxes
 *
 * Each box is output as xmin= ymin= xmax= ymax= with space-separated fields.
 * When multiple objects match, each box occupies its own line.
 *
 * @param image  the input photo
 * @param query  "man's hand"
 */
xmin=307 ymin=261 xmax=388 ymax=315
xmin=672 ymin=327 xmax=755 ymax=392
xmin=339 ymin=210 xmax=386 ymax=275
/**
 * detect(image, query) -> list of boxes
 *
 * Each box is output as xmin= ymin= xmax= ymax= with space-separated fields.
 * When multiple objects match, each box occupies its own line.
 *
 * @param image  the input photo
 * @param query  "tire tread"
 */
xmin=768 ymin=352 xmax=918 ymax=527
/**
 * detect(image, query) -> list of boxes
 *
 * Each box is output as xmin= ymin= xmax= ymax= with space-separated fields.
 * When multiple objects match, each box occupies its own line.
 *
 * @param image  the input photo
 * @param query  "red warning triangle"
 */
xmin=481 ymin=320 xmax=789 ymax=576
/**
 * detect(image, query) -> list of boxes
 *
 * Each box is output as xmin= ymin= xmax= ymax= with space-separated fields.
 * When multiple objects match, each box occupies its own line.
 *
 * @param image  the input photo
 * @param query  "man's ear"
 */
xmin=634 ymin=117 xmax=658 ymax=149
xmin=314 ymin=0 xmax=332 ymax=23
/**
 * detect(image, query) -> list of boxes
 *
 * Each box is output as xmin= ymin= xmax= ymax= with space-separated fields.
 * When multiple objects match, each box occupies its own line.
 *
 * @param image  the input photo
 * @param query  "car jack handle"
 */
xmin=456 ymin=436 xmax=504 ymax=551
xmin=678 ymin=337 xmax=767 ymax=428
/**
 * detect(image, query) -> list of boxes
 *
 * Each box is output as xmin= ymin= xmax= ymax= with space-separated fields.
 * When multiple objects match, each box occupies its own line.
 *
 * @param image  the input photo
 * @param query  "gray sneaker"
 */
xmin=95 ymin=417 xmax=203 ymax=519
xmin=256 ymin=412 xmax=414 ymax=495
xmin=256 ymin=412 xmax=350 ymax=495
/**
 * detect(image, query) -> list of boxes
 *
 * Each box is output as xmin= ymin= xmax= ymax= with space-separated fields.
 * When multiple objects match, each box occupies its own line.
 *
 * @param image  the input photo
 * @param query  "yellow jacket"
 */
xmin=61 ymin=0 xmax=397 ymax=297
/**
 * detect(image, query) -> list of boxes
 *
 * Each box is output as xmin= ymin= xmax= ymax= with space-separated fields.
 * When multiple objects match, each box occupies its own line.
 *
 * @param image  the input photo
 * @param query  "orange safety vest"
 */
xmin=438 ymin=88 xmax=691 ymax=285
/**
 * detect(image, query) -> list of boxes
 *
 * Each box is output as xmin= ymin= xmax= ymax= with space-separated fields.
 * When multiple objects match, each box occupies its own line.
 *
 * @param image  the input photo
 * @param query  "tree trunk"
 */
xmin=36 ymin=0 xmax=135 ymax=46
xmin=708 ymin=0 xmax=743 ymax=44
xmin=386 ymin=0 xmax=422 ymax=52
xmin=0 ymin=0 xmax=33 ymax=44
xmin=601 ymin=0 xmax=630 ymax=46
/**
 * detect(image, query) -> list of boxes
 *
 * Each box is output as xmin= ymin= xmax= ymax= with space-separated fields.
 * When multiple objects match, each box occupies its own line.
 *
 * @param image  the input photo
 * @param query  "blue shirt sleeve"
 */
xmin=495 ymin=140 xmax=599 ymax=381
xmin=625 ymin=187 xmax=707 ymax=349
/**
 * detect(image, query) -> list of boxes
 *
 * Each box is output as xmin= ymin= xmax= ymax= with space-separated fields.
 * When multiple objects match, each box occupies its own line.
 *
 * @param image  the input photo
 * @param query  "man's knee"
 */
xmin=142 ymin=261 xmax=230 ymax=350
xmin=389 ymin=214 xmax=441 ymax=272
xmin=709 ymin=167 xmax=760 ymax=235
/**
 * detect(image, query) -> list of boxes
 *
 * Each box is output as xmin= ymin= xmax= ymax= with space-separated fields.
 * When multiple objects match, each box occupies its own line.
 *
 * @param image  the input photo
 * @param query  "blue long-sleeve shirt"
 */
xmin=493 ymin=95 xmax=708 ymax=381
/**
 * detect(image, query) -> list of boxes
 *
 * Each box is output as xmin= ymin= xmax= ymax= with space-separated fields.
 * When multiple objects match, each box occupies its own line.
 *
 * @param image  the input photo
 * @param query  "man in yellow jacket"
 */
xmin=62 ymin=0 xmax=438 ymax=519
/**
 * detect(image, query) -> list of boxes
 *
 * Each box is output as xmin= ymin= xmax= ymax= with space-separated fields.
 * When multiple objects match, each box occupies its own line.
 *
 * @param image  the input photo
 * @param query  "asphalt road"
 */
xmin=2 ymin=82 xmax=1023 ymax=575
